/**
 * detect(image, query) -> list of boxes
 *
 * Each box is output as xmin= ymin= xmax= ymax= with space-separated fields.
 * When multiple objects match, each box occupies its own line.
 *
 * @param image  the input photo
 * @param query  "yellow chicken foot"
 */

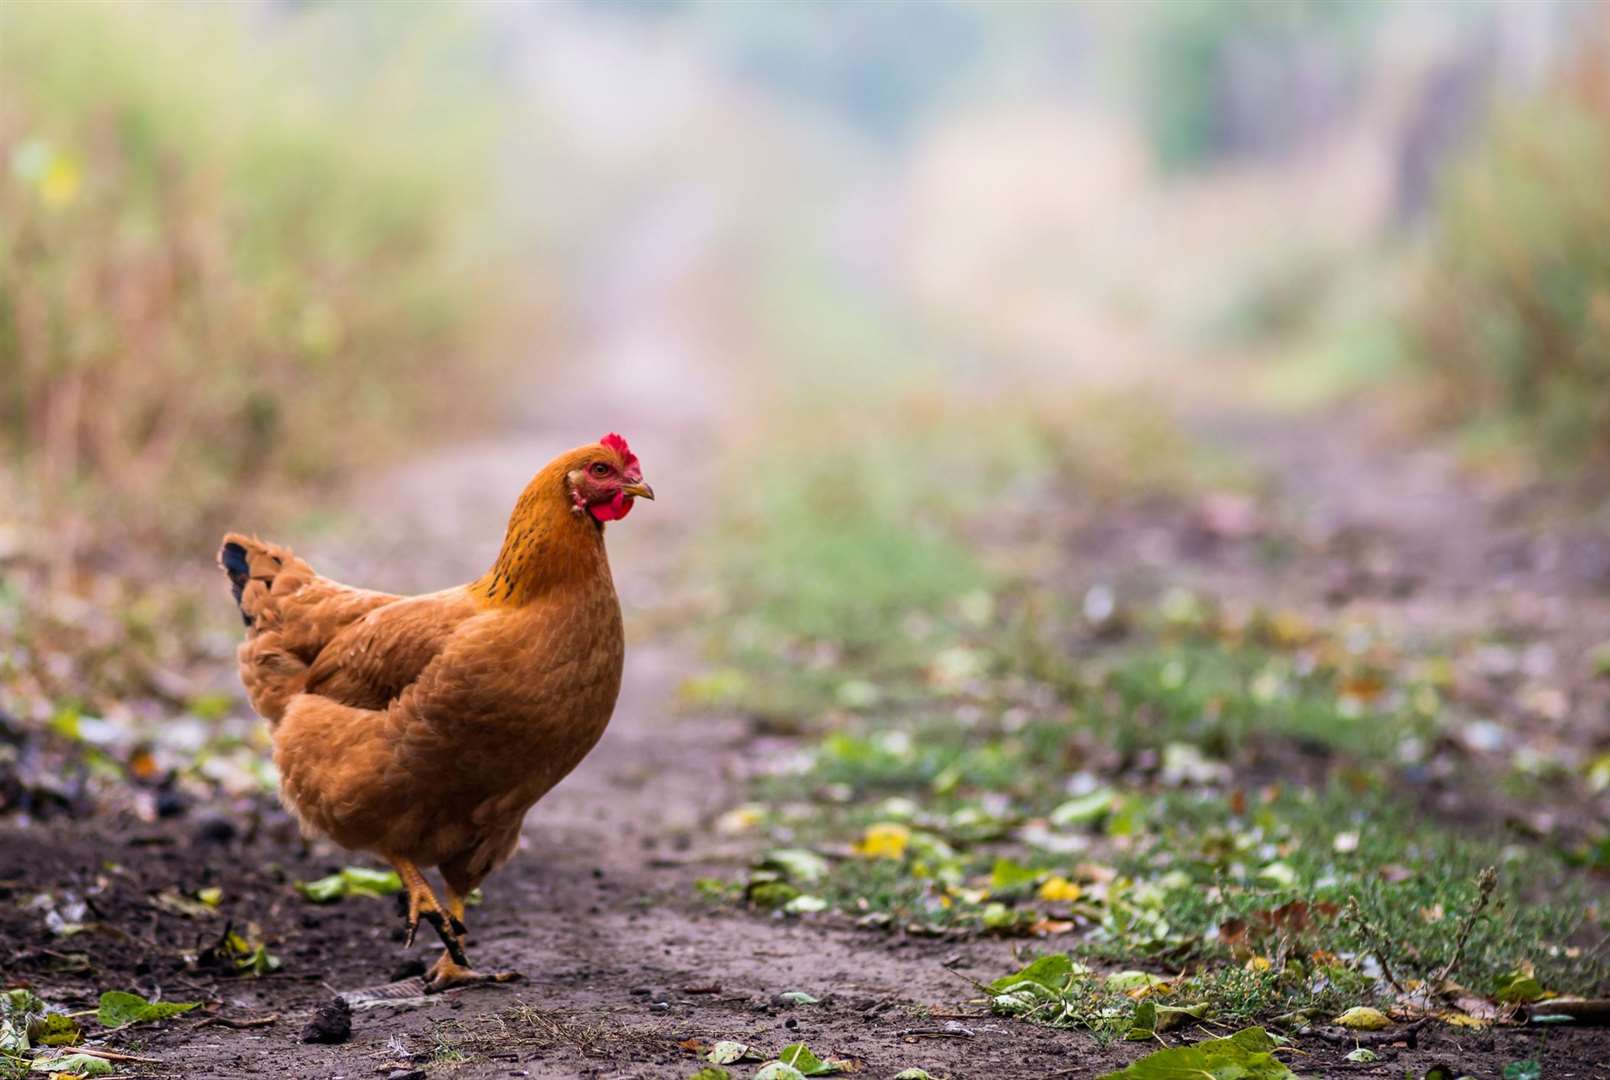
xmin=390 ymin=858 xmax=468 ymax=966
xmin=422 ymin=887 xmax=521 ymax=993
xmin=424 ymin=952 xmax=522 ymax=993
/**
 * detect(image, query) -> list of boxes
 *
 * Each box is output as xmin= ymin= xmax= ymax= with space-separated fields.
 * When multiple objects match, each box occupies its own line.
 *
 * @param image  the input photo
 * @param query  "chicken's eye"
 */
xmin=590 ymin=462 xmax=611 ymax=478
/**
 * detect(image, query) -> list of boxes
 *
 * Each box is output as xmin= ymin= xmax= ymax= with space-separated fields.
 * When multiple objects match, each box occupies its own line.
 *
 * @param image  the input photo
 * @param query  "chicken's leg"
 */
xmin=423 ymin=871 xmax=521 ymax=993
xmin=390 ymin=857 xmax=468 ymax=967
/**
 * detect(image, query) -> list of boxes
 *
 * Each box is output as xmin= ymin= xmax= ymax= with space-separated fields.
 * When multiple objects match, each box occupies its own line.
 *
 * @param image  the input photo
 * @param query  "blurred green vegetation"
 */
xmin=1405 ymin=38 xmax=1610 ymax=468
xmin=1129 ymin=0 xmax=1382 ymax=173
xmin=692 ymin=390 xmax=1241 ymax=720
xmin=0 ymin=1 xmax=515 ymax=552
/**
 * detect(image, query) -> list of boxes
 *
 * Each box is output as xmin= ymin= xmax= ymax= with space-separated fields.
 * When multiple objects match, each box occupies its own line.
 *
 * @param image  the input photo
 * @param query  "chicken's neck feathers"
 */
xmin=472 ymin=469 xmax=611 ymax=606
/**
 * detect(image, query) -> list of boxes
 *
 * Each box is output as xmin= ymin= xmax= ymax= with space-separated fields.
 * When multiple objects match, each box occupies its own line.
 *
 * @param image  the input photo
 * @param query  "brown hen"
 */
xmin=218 ymin=433 xmax=651 ymax=990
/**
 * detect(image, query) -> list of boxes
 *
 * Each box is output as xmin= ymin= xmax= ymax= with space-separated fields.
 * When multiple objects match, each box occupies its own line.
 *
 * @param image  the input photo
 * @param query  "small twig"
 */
xmin=62 ymin=1048 xmax=164 ymax=1065
xmin=1342 ymin=896 xmax=1408 ymax=998
xmin=195 ymin=1012 xmax=280 ymax=1030
xmin=1307 ymin=1016 xmax=1432 ymax=1047
xmin=937 ymin=963 xmax=994 ymax=996
xmin=1430 ymin=866 xmax=1498 ymax=990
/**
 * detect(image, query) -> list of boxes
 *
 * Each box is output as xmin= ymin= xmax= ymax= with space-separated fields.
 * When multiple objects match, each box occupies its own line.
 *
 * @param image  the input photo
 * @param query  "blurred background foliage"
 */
xmin=1405 ymin=34 xmax=1610 ymax=466
xmin=0 ymin=0 xmax=521 ymax=555
xmin=3 ymin=0 xmax=1608 ymax=567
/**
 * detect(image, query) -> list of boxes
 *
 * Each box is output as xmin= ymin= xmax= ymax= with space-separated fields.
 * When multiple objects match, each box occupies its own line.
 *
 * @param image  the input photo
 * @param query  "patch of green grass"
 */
xmin=691 ymin=394 xmax=1255 ymax=729
xmin=705 ymin=584 xmax=1606 ymax=1026
xmin=691 ymin=391 xmax=1607 ymax=1039
xmin=1092 ymin=639 xmax=1436 ymax=762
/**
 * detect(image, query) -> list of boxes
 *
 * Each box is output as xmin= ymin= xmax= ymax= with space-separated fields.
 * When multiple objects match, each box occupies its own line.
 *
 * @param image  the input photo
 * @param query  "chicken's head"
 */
xmin=568 ymin=432 xmax=653 ymax=522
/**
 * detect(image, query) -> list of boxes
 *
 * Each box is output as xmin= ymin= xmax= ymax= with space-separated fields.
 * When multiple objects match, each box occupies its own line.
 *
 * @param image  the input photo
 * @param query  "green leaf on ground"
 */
xmin=96 ymin=991 xmax=198 ymax=1029
xmin=1099 ymin=1027 xmax=1300 ymax=1079
xmin=33 ymin=1015 xmax=80 ymax=1048
xmin=3 ymin=989 xmax=45 ymax=1056
xmin=774 ymin=1042 xmax=846 ymax=1076
xmin=761 ymin=849 xmax=830 ymax=885
xmin=1125 ymin=1000 xmax=1158 ymax=1040
xmin=1502 ymin=1062 xmax=1540 ymax=1080
xmin=294 ymin=866 xmax=403 ymax=903
xmin=988 ymin=953 xmax=1077 ymax=995
xmin=197 ymin=923 xmax=281 ymax=977
xmin=29 ymin=1052 xmax=116 ymax=1076
xmin=778 ymin=991 xmax=820 ymax=1005
xmin=1050 ymin=789 xmax=1115 ymax=827
xmin=686 ymin=1070 xmax=731 ymax=1080
xmin=989 ymin=858 xmax=1042 ymax=894
xmin=1155 ymin=1003 xmax=1209 ymax=1033
xmin=753 ymin=1066 xmax=807 ymax=1080
xmin=1493 ymin=970 xmax=1548 ymax=1004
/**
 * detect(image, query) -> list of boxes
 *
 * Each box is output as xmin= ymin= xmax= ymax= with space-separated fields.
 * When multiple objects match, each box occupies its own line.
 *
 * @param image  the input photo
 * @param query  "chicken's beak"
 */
xmin=621 ymin=481 xmax=654 ymax=501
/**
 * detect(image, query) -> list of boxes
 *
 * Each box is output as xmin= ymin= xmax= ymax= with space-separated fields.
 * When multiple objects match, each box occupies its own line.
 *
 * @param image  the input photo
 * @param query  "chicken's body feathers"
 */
xmin=217 ymin=438 xmax=645 ymax=903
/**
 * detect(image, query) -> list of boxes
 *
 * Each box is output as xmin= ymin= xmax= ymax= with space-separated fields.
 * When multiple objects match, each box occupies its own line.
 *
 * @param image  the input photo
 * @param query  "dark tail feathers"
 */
xmin=220 ymin=540 xmax=252 ymax=624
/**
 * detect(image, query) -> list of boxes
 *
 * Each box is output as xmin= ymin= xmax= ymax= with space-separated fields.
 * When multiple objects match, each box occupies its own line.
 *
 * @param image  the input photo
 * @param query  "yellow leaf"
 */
xmin=40 ymin=154 xmax=82 ymax=208
xmin=853 ymin=822 xmax=910 ymax=860
xmin=1037 ymin=876 xmax=1083 ymax=902
xmin=1333 ymin=1006 xmax=1391 ymax=1030
xmin=716 ymin=805 xmax=764 ymax=834
xmin=1244 ymin=956 xmax=1272 ymax=972
xmin=1439 ymin=1011 xmax=1488 ymax=1030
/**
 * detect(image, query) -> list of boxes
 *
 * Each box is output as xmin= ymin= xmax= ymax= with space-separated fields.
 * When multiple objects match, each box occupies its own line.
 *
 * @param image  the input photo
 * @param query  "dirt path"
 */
xmin=7 ymin=395 xmax=1604 ymax=1079
xmin=5 ymin=245 xmax=1608 ymax=1079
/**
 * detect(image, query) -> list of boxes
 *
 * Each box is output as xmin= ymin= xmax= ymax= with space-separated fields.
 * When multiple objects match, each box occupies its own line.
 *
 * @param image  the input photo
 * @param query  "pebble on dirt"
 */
xmin=300 ymin=996 xmax=352 ymax=1044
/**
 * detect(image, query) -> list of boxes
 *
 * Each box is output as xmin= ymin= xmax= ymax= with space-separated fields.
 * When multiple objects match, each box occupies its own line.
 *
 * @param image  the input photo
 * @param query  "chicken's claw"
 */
xmin=424 ymin=951 xmax=522 ymax=994
xmin=406 ymin=901 xmax=469 ymax=967
xmin=395 ymin=860 xmax=469 ymax=967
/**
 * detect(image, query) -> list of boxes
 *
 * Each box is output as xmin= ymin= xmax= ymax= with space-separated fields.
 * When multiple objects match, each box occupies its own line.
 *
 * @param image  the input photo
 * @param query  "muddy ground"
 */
xmin=4 ymin=391 xmax=1609 ymax=1080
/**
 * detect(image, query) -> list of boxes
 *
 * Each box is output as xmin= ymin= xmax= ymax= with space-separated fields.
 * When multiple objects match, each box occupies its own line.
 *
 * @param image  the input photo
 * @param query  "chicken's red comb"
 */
xmin=600 ymin=432 xmax=638 ymax=470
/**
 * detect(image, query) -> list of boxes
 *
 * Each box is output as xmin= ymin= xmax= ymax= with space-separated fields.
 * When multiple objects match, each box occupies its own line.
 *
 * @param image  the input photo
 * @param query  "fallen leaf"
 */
xmin=854 ymin=824 xmax=910 ymax=860
xmin=753 ymin=1066 xmax=807 ymax=1080
xmin=762 ymin=849 xmax=830 ymax=885
xmin=707 ymin=1041 xmax=761 ymax=1065
xmin=96 ymin=991 xmax=199 ymax=1029
xmin=1125 ymin=1000 xmax=1158 ymax=1040
xmin=33 ymin=1013 xmax=80 ymax=1048
xmin=151 ymin=889 xmax=220 ymax=920
xmin=294 ymin=867 xmax=402 ymax=903
xmin=1494 ymin=970 xmax=1549 ymax=1004
xmin=1050 ymin=789 xmax=1115 ymax=828
xmin=1098 ymin=1027 xmax=1297 ymax=1079
xmin=1037 ymin=877 xmax=1082 ymax=903
xmin=29 ymin=1052 xmax=115 ymax=1075
xmin=774 ymin=1042 xmax=848 ymax=1076
xmin=1333 ymin=1006 xmax=1390 ymax=1031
